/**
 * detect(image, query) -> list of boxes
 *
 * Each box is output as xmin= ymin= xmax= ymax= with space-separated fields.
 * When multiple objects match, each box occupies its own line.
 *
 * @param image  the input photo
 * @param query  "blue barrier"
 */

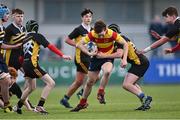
xmin=144 ymin=58 xmax=180 ymax=84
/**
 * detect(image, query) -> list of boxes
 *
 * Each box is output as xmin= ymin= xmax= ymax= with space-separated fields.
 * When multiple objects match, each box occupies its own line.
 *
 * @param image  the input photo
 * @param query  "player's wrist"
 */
xmin=143 ymin=46 xmax=151 ymax=53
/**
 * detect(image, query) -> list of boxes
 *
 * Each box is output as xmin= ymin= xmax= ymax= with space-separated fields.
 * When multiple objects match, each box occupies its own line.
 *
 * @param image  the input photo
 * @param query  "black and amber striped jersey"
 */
xmin=23 ymin=32 xmax=49 ymax=67
xmin=4 ymin=23 xmax=26 ymax=69
xmin=0 ymin=25 xmax=5 ymax=60
xmin=4 ymin=23 xmax=26 ymax=44
xmin=68 ymin=25 xmax=92 ymax=63
xmin=114 ymin=35 xmax=141 ymax=65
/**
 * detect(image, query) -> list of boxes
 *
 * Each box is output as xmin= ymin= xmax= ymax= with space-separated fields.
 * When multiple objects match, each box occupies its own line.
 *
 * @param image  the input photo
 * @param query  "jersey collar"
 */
xmin=12 ymin=22 xmax=24 ymax=33
xmin=81 ymin=23 xmax=91 ymax=32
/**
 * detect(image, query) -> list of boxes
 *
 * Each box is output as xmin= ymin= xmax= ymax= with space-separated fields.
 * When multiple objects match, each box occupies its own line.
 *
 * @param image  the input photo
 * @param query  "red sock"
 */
xmin=98 ymin=88 xmax=105 ymax=95
xmin=80 ymin=98 xmax=87 ymax=105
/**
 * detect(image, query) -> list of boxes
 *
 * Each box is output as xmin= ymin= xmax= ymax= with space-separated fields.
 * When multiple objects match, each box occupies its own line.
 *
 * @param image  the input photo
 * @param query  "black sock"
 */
xmin=78 ymin=89 xmax=84 ymax=95
xmin=17 ymin=99 xmax=24 ymax=108
xmin=27 ymin=100 xmax=34 ymax=108
xmin=64 ymin=95 xmax=70 ymax=101
xmin=37 ymin=98 xmax=45 ymax=107
xmin=9 ymin=83 xmax=22 ymax=99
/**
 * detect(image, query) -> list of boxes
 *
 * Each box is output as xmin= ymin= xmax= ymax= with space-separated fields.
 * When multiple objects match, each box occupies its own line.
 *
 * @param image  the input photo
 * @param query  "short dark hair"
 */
xmin=162 ymin=6 xmax=178 ymax=17
xmin=94 ymin=20 xmax=106 ymax=34
xmin=12 ymin=8 xmax=24 ymax=14
xmin=81 ymin=8 xmax=93 ymax=17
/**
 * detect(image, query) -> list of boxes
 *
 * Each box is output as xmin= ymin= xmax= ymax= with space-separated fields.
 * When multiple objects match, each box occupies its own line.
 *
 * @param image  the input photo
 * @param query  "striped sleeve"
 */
xmin=112 ymin=32 xmax=125 ymax=43
xmin=0 ymin=29 xmax=4 ymax=45
xmin=84 ymin=32 xmax=94 ymax=44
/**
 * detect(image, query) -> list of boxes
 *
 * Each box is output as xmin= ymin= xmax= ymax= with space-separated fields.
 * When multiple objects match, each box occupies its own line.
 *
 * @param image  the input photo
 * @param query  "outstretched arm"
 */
xmin=143 ymin=36 xmax=169 ymax=53
xmin=97 ymin=49 xmax=123 ymax=59
xmin=47 ymin=44 xmax=71 ymax=60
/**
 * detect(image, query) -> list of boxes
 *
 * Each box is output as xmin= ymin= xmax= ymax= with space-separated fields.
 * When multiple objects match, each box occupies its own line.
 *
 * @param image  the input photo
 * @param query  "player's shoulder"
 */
xmin=73 ymin=25 xmax=82 ymax=31
xmin=5 ymin=23 xmax=14 ymax=30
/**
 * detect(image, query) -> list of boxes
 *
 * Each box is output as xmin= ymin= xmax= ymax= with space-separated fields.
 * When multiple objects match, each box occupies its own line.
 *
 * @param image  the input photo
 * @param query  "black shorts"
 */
xmin=0 ymin=60 xmax=9 ymax=73
xmin=75 ymin=59 xmax=89 ymax=74
xmin=128 ymin=54 xmax=149 ymax=77
xmin=22 ymin=61 xmax=46 ymax=79
xmin=88 ymin=57 xmax=114 ymax=71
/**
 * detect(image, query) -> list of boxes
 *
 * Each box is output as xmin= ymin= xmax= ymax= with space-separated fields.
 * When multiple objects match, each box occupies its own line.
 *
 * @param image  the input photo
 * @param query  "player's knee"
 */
xmin=104 ymin=70 xmax=111 ymax=77
xmin=87 ymin=79 xmax=95 ymax=87
xmin=122 ymin=82 xmax=129 ymax=90
xmin=75 ymin=80 xmax=83 ymax=86
xmin=48 ymin=80 xmax=55 ymax=88
xmin=31 ymin=85 xmax=36 ymax=91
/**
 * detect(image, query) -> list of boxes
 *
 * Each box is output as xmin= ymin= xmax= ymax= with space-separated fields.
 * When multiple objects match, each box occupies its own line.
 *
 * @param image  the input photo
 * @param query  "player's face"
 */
xmin=3 ymin=13 xmax=10 ymax=22
xmin=98 ymin=29 xmax=106 ymax=38
xmin=82 ymin=13 xmax=92 ymax=25
xmin=164 ymin=14 xmax=176 ymax=24
xmin=13 ymin=13 xmax=24 ymax=26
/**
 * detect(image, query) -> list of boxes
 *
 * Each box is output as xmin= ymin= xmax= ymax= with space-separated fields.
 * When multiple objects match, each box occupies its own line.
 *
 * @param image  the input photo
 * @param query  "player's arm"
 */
xmin=65 ymin=28 xmax=79 ymax=47
xmin=65 ymin=37 xmax=76 ymax=47
xmin=97 ymin=49 xmax=123 ymax=59
xmin=76 ymin=39 xmax=96 ymax=56
xmin=47 ymin=44 xmax=71 ymax=60
xmin=164 ymin=43 xmax=180 ymax=54
xmin=143 ymin=36 xmax=169 ymax=53
xmin=36 ymin=33 xmax=71 ymax=60
xmin=143 ymin=26 xmax=178 ymax=53
xmin=76 ymin=33 xmax=97 ymax=56
xmin=115 ymin=34 xmax=128 ymax=68
xmin=1 ymin=42 xmax=22 ymax=49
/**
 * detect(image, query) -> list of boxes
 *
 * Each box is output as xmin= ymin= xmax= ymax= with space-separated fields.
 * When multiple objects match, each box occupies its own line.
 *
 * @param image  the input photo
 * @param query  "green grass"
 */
xmin=1 ymin=85 xmax=180 ymax=119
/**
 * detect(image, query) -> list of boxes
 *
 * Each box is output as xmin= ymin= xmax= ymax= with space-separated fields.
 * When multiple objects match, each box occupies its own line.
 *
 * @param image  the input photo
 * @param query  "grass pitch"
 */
xmin=1 ymin=85 xmax=180 ymax=119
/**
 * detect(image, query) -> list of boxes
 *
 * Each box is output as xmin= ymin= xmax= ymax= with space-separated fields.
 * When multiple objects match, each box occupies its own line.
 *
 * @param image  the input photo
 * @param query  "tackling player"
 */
xmin=97 ymin=24 xmax=152 ymax=111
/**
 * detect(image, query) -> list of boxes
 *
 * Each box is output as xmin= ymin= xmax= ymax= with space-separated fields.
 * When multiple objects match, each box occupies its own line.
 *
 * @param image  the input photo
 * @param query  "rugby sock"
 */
xmin=77 ymin=89 xmax=84 ymax=96
xmin=80 ymin=98 xmax=87 ymax=105
xmin=9 ymin=83 xmax=22 ymax=99
xmin=37 ymin=97 xmax=45 ymax=107
xmin=28 ymin=100 xmax=34 ymax=109
xmin=137 ymin=93 xmax=145 ymax=101
xmin=63 ymin=95 xmax=70 ymax=101
xmin=17 ymin=99 xmax=24 ymax=108
xmin=98 ymin=88 xmax=105 ymax=95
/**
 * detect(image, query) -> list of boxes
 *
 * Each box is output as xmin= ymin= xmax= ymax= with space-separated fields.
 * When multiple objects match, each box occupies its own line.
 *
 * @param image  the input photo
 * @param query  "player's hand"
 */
xmin=120 ymin=59 xmax=127 ymax=68
xmin=88 ymin=50 xmax=97 ymax=57
xmin=62 ymin=55 xmax=72 ymax=60
xmin=96 ymin=52 xmax=106 ymax=58
xmin=15 ymin=43 xmax=23 ymax=48
xmin=150 ymin=30 xmax=161 ymax=39
xmin=164 ymin=48 xmax=173 ymax=54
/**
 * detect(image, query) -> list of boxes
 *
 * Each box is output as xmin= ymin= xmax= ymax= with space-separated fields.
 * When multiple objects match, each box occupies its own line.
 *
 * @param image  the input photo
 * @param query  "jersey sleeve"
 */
xmin=112 ymin=32 xmax=125 ymax=43
xmin=35 ymin=33 xmax=50 ymax=48
xmin=4 ymin=27 xmax=12 ymax=44
xmin=83 ymin=32 xmax=94 ymax=44
xmin=0 ymin=29 xmax=4 ymax=45
xmin=68 ymin=28 xmax=80 ymax=40
xmin=165 ymin=25 xmax=179 ymax=39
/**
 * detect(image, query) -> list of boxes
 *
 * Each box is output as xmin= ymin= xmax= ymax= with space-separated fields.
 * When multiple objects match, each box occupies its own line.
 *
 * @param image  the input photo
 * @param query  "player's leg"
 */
xmin=70 ymin=71 xmax=99 ymax=112
xmin=60 ymin=71 xmax=86 ymax=108
xmin=0 ymin=73 xmax=12 ymax=113
xmin=34 ymin=74 xmax=55 ymax=114
xmin=97 ymin=62 xmax=113 ymax=104
xmin=15 ymin=77 xmax=36 ymax=114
